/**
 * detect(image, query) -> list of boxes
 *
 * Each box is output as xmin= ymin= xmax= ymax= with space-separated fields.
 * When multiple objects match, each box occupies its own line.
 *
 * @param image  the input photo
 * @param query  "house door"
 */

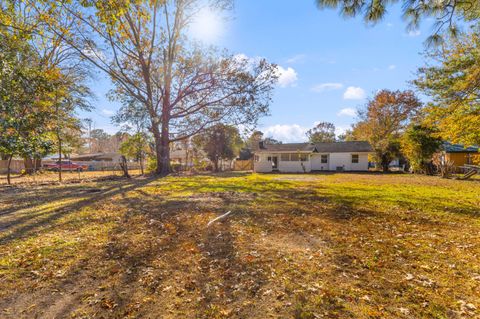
xmin=272 ymin=156 xmax=278 ymax=170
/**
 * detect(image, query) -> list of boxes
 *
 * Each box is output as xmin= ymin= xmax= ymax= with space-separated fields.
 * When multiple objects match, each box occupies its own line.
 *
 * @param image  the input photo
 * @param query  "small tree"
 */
xmin=352 ymin=90 xmax=422 ymax=172
xmin=401 ymin=125 xmax=442 ymax=174
xmin=120 ymin=133 xmax=150 ymax=175
xmin=0 ymin=35 xmax=56 ymax=180
xmin=193 ymin=124 xmax=242 ymax=172
xmin=306 ymin=122 xmax=336 ymax=143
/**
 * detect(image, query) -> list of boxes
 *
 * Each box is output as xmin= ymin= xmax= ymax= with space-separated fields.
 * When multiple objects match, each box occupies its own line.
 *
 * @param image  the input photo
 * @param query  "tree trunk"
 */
xmin=152 ymin=125 xmax=163 ymax=175
xmin=158 ymin=96 xmax=171 ymax=175
xmin=380 ymin=154 xmax=390 ymax=173
xmin=382 ymin=162 xmax=389 ymax=172
xmin=7 ymin=154 xmax=12 ymax=185
xmin=24 ymin=157 xmax=34 ymax=175
xmin=120 ymin=155 xmax=131 ymax=178
xmin=33 ymin=157 xmax=41 ymax=175
xmin=58 ymin=136 xmax=62 ymax=182
xmin=140 ymin=156 xmax=144 ymax=175
xmin=159 ymin=124 xmax=170 ymax=175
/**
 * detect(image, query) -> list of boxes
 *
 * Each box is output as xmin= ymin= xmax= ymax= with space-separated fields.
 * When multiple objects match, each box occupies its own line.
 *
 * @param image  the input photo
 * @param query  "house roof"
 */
xmin=256 ymin=143 xmax=316 ymax=153
xmin=70 ymin=152 xmax=121 ymax=161
xmin=443 ymin=142 xmax=479 ymax=153
xmin=255 ymin=141 xmax=373 ymax=153
xmin=314 ymin=141 xmax=373 ymax=153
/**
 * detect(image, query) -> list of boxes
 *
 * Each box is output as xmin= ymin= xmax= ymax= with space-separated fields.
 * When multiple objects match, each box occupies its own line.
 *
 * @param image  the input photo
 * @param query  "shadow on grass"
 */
xmin=1 ymin=174 xmax=478 ymax=318
xmin=0 ymin=177 xmax=157 ymax=245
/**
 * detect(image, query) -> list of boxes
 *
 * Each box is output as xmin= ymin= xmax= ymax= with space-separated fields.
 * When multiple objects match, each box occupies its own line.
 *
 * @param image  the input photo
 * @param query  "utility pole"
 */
xmin=84 ymin=118 xmax=93 ymax=153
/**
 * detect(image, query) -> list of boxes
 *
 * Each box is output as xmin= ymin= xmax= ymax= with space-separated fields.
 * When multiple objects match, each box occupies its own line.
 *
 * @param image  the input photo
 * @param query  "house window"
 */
xmin=281 ymin=154 xmax=290 ymax=161
xmin=321 ymin=155 xmax=328 ymax=163
xmin=352 ymin=154 xmax=359 ymax=164
xmin=267 ymin=156 xmax=272 ymax=162
xmin=291 ymin=154 xmax=300 ymax=161
xmin=300 ymin=154 xmax=308 ymax=162
xmin=254 ymin=155 xmax=260 ymax=162
xmin=466 ymin=154 xmax=472 ymax=165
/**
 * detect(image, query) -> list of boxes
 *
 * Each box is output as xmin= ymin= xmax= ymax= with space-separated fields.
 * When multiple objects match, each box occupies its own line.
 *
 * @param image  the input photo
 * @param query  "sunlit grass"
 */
xmin=0 ymin=173 xmax=479 ymax=318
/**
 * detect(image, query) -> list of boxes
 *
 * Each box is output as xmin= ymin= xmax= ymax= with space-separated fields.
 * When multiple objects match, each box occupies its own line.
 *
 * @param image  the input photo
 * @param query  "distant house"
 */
xmin=69 ymin=152 xmax=122 ymax=162
xmin=170 ymin=148 xmax=193 ymax=167
xmin=253 ymin=141 xmax=373 ymax=173
xmin=438 ymin=143 xmax=479 ymax=167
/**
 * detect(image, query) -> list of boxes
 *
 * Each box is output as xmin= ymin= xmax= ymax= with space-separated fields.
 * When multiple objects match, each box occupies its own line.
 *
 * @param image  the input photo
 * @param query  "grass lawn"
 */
xmin=0 ymin=170 xmax=142 ymax=185
xmin=0 ymin=172 xmax=479 ymax=318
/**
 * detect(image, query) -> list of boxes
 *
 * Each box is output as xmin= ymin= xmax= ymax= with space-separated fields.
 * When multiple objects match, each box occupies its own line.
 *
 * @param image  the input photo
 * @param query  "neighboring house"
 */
xmin=170 ymin=148 xmax=193 ymax=167
xmin=170 ymin=147 xmax=213 ymax=169
xmin=253 ymin=141 xmax=373 ymax=173
xmin=438 ymin=143 xmax=479 ymax=167
xmin=69 ymin=152 xmax=123 ymax=162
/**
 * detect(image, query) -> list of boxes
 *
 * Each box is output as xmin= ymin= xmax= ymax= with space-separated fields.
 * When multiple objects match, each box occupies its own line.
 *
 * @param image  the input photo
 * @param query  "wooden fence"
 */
xmin=233 ymin=160 xmax=253 ymax=171
xmin=0 ymin=160 xmax=25 ymax=174
xmin=0 ymin=160 xmax=141 ymax=173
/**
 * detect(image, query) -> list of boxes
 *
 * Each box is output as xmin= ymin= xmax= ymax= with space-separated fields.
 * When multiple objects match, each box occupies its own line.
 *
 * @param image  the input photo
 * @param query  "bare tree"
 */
xmin=28 ymin=0 xmax=277 ymax=175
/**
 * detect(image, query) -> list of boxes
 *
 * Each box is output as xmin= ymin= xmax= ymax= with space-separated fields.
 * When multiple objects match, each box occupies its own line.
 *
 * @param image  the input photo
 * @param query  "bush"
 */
xmin=146 ymin=157 xmax=157 ymax=173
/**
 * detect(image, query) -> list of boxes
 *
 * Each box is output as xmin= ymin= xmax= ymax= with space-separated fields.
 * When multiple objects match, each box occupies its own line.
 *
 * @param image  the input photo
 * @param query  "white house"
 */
xmin=253 ymin=141 xmax=373 ymax=173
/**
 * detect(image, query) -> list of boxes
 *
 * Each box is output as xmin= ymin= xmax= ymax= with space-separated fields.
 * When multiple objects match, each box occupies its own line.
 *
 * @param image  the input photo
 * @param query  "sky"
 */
xmin=81 ymin=0 xmax=436 ymax=143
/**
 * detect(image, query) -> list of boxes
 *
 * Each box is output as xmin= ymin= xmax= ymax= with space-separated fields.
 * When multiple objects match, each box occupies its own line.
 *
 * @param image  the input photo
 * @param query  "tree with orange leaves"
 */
xmin=352 ymin=90 xmax=422 ymax=172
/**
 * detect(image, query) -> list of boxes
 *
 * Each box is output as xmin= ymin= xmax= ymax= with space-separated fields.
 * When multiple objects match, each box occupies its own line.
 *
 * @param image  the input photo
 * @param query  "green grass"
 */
xmin=0 ymin=173 xmax=479 ymax=318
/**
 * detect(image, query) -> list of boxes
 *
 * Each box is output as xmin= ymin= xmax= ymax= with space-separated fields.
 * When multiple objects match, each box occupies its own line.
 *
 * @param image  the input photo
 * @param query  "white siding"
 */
xmin=351 ymin=153 xmax=369 ymax=171
xmin=311 ymin=154 xmax=330 ymax=171
xmin=253 ymin=154 xmax=273 ymax=172
xmin=329 ymin=153 xmax=369 ymax=171
xmin=278 ymin=160 xmax=311 ymax=173
xmin=254 ymin=152 xmax=370 ymax=173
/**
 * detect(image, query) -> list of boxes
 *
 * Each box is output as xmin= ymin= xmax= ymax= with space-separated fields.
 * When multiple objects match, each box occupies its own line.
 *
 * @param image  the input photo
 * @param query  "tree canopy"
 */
xmin=401 ymin=124 xmax=442 ymax=174
xmin=352 ymin=90 xmax=422 ymax=171
xmin=193 ymin=124 xmax=242 ymax=172
xmin=414 ymin=26 xmax=480 ymax=146
xmin=316 ymin=0 xmax=480 ymax=44
xmin=30 ymin=0 xmax=278 ymax=175
xmin=306 ymin=122 xmax=336 ymax=143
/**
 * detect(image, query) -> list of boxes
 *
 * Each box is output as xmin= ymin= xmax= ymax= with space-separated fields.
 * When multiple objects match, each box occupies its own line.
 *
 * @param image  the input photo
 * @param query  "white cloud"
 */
xmin=233 ymin=53 xmax=249 ymax=62
xmin=387 ymin=23 xmax=394 ymax=28
xmin=263 ymin=124 xmax=308 ymax=143
xmin=343 ymin=86 xmax=366 ymax=100
xmin=275 ymin=66 xmax=298 ymax=88
xmin=235 ymin=54 xmax=298 ymax=88
xmin=337 ymin=107 xmax=357 ymax=117
xmin=262 ymin=122 xmax=351 ymax=142
xmin=335 ymin=125 xmax=350 ymax=137
xmin=101 ymin=109 xmax=115 ymax=116
xmin=388 ymin=64 xmax=396 ymax=70
xmin=286 ymin=54 xmax=306 ymax=64
xmin=311 ymin=82 xmax=343 ymax=93
xmin=406 ymin=30 xmax=421 ymax=37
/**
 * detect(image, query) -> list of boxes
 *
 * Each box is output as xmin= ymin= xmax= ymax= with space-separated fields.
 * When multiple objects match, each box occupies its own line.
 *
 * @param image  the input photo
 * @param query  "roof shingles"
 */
xmin=256 ymin=141 xmax=373 ymax=153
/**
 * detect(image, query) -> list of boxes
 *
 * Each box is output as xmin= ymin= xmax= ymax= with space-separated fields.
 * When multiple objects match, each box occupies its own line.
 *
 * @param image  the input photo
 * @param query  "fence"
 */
xmin=0 ymin=160 xmax=25 ymax=174
xmin=0 ymin=160 xmax=141 ymax=174
xmin=233 ymin=160 xmax=253 ymax=171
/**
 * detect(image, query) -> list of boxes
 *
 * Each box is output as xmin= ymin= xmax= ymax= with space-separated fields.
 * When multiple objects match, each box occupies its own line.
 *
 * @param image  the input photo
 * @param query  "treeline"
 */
xmin=0 ymin=0 xmax=278 ymax=178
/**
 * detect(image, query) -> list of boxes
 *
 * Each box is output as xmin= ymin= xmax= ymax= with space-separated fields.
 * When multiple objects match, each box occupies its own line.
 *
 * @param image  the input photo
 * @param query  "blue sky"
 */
xmin=81 ymin=1 xmax=435 ymax=142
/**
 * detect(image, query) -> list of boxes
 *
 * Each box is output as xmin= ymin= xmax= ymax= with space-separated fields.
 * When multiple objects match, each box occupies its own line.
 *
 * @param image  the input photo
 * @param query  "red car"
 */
xmin=44 ymin=161 xmax=88 ymax=172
